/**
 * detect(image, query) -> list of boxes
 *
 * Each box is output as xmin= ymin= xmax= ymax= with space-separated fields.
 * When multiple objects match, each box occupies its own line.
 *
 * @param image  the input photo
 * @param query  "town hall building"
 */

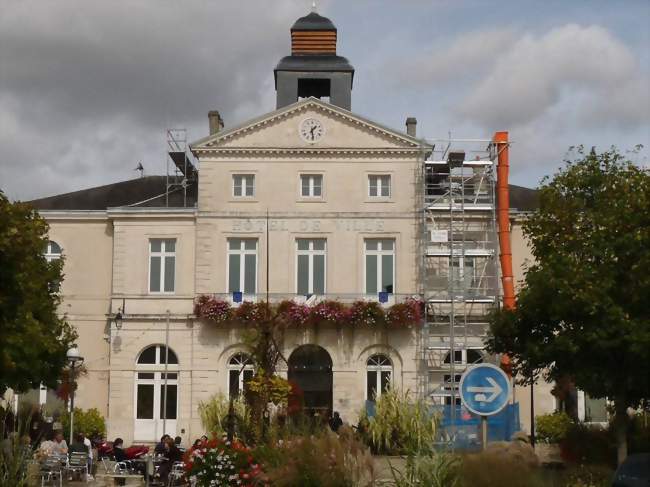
xmin=27 ymin=10 xmax=553 ymax=444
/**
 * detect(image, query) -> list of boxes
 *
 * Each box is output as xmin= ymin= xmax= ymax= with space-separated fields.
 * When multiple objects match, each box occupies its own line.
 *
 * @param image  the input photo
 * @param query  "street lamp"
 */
xmin=66 ymin=346 xmax=84 ymax=445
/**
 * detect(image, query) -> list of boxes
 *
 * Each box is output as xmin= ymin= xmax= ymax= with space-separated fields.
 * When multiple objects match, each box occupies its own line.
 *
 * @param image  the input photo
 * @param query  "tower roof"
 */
xmin=291 ymin=11 xmax=337 ymax=32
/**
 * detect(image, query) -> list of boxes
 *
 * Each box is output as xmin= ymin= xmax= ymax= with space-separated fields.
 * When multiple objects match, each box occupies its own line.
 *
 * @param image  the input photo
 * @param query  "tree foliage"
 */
xmin=486 ymin=146 xmax=650 ymax=462
xmin=0 ymin=191 xmax=77 ymax=394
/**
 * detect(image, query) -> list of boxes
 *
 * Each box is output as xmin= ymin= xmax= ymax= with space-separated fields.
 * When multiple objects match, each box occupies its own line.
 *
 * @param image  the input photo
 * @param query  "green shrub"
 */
xmin=460 ymin=451 xmax=546 ymax=487
xmin=0 ymin=407 xmax=33 ymax=487
xmin=560 ymin=464 xmax=614 ymax=487
xmin=260 ymin=428 xmax=375 ymax=487
xmin=629 ymin=412 xmax=650 ymax=454
xmin=198 ymin=393 xmax=251 ymax=440
xmin=560 ymin=423 xmax=615 ymax=466
xmin=60 ymin=407 xmax=105 ymax=438
xmin=390 ymin=452 xmax=461 ymax=487
xmin=536 ymin=412 xmax=574 ymax=443
xmin=358 ymin=389 xmax=438 ymax=455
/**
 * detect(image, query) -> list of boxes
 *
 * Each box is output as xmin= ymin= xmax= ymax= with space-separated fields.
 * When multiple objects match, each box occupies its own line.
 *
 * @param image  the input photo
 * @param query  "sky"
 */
xmin=0 ymin=0 xmax=648 ymax=201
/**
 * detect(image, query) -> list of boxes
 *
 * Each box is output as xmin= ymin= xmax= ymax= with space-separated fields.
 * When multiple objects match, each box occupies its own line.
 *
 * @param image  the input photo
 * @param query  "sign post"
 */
xmin=459 ymin=363 xmax=512 ymax=450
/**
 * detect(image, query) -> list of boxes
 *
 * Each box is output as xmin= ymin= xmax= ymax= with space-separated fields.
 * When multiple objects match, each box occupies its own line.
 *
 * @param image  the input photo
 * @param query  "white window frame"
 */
xmin=134 ymin=345 xmax=180 ymax=422
xmin=366 ymin=354 xmax=393 ymax=400
xmin=299 ymin=174 xmax=323 ymax=198
xmin=226 ymin=238 xmax=258 ymax=294
xmin=148 ymin=239 xmax=176 ymax=294
xmin=443 ymin=348 xmax=484 ymax=366
xmin=364 ymin=239 xmax=396 ymax=294
xmin=295 ymin=239 xmax=327 ymax=295
xmin=227 ymin=353 xmax=255 ymax=399
xmin=44 ymin=241 xmax=62 ymax=262
xmin=368 ymin=175 xmax=391 ymax=198
xmin=232 ymin=174 xmax=255 ymax=197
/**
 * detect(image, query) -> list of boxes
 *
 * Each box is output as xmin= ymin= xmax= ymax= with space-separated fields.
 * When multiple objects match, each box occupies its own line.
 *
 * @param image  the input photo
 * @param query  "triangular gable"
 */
xmin=190 ymin=98 xmax=431 ymax=153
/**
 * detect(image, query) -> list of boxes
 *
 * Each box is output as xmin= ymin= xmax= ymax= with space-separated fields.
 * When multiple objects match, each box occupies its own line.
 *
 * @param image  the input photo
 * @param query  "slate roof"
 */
xmin=27 ymin=176 xmax=537 ymax=212
xmin=27 ymin=176 xmax=197 ymax=210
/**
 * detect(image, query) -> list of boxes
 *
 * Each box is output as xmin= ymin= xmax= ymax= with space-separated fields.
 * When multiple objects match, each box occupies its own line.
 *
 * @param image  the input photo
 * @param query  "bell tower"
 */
xmin=274 ymin=10 xmax=354 ymax=110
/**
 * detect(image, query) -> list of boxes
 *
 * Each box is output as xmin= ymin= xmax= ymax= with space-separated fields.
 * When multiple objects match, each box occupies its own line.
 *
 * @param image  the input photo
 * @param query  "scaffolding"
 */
xmin=418 ymin=138 xmax=501 ymax=430
xmin=166 ymin=128 xmax=197 ymax=207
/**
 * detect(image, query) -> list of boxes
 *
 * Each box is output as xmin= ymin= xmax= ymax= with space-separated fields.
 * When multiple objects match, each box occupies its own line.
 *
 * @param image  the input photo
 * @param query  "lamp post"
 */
xmin=67 ymin=346 xmax=84 ymax=445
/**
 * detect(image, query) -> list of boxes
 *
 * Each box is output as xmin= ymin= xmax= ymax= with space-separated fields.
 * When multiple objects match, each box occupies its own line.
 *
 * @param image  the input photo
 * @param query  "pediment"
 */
xmin=191 ymin=98 xmax=429 ymax=155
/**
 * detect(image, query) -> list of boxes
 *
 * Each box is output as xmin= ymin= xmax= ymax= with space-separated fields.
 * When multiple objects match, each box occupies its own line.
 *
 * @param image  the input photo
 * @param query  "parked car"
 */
xmin=612 ymin=453 xmax=650 ymax=487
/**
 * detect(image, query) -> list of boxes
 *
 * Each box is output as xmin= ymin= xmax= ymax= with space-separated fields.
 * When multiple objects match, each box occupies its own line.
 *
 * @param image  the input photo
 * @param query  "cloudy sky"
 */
xmin=1 ymin=0 xmax=648 ymax=201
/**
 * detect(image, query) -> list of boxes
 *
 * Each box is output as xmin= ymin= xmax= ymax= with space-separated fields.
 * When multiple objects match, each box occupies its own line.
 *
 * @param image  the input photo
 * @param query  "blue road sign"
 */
xmin=459 ymin=363 xmax=511 ymax=416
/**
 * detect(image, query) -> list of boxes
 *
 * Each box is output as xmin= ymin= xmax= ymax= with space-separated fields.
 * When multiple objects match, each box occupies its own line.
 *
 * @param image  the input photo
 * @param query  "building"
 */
xmin=27 ymin=10 xmax=548 ymax=444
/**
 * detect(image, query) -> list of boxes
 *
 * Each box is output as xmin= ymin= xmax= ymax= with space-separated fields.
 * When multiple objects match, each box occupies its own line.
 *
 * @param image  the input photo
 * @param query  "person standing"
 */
xmin=328 ymin=411 xmax=343 ymax=433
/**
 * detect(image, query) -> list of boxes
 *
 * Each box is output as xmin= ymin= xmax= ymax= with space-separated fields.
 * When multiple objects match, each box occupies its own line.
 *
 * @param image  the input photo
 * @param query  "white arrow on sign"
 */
xmin=467 ymin=377 xmax=502 ymax=403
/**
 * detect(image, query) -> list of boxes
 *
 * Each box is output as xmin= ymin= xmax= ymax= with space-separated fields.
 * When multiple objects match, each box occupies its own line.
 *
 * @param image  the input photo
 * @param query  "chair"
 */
xmin=167 ymin=461 xmax=185 ymax=486
xmin=67 ymin=451 xmax=89 ymax=481
xmin=40 ymin=456 xmax=64 ymax=487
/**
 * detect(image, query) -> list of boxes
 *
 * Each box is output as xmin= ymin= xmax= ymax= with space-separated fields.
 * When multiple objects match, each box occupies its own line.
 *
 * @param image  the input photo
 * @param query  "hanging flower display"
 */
xmin=194 ymin=294 xmax=233 ymax=324
xmin=234 ymin=301 xmax=270 ymax=323
xmin=310 ymin=300 xmax=347 ymax=325
xmin=276 ymin=300 xmax=311 ymax=327
xmin=194 ymin=296 xmax=423 ymax=328
xmin=184 ymin=437 xmax=264 ymax=487
xmin=385 ymin=297 xmax=423 ymax=327
xmin=348 ymin=300 xmax=386 ymax=327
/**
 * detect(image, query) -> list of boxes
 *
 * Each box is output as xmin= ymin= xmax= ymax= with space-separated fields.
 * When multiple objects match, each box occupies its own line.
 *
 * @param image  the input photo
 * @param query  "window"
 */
xmin=365 ymin=239 xmax=395 ymax=294
xmin=368 ymin=175 xmax=391 ymax=197
xmin=296 ymin=239 xmax=326 ymax=295
xmin=443 ymin=374 xmax=462 ymax=406
xmin=135 ymin=345 xmax=179 ymax=425
xmin=227 ymin=238 xmax=257 ymax=294
xmin=443 ymin=348 xmax=483 ymax=365
xmin=300 ymin=174 xmax=323 ymax=197
xmin=228 ymin=353 xmax=254 ymax=399
xmin=137 ymin=345 xmax=179 ymax=365
xmin=450 ymin=256 xmax=478 ymax=293
xmin=367 ymin=354 xmax=392 ymax=400
xmin=233 ymin=174 xmax=255 ymax=197
xmin=44 ymin=241 xmax=62 ymax=262
xmin=149 ymin=239 xmax=176 ymax=293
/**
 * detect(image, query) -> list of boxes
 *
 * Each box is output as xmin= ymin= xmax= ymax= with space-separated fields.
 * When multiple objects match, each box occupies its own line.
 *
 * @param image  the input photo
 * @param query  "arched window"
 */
xmin=44 ymin=241 xmax=62 ymax=262
xmin=137 ymin=345 xmax=178 ymax=365
xmin=228 ymin=353 xmax=254 ymax=399
xmin=366 ymin=354 xmax=392 ymax=400
xmin=134 ymin=345 xmax=179 ymax=441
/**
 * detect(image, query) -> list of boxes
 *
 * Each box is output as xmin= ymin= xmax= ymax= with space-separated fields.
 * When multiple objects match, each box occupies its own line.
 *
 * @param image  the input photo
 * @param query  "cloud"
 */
xmin=457 ymin=24 xmax=649 ymax=129
xmin=0 ymin=0 xmax=300 ymax=200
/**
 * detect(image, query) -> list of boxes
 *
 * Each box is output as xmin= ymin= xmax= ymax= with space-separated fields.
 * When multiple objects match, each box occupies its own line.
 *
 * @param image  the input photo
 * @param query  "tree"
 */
xmin=0 ymin=190 xmax=77 ymax=395
xmin=486 ymin=146 xmax=650 ymax=465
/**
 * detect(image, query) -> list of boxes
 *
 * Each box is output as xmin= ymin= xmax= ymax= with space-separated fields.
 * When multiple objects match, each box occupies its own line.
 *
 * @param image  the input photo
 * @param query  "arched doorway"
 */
xmin=288 ymin=345 xmax=333 ymax=416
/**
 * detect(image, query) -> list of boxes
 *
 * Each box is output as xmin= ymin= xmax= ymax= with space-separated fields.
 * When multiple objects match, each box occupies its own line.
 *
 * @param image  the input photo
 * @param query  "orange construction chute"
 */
xmin=493 ymin=131 xmax=515 ymax=376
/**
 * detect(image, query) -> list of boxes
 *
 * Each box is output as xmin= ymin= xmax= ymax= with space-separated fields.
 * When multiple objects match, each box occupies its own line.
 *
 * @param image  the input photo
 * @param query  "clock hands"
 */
xmin=309 ymin=125 xmax=316 ymax=140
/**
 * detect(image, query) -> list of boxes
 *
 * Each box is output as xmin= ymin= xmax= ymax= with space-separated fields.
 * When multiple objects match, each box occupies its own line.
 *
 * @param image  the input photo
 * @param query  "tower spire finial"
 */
xmin=311 ymin=0 xmax=317 ymax=13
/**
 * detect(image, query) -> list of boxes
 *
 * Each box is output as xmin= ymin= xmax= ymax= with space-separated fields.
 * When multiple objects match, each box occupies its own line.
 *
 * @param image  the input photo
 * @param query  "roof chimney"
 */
xmin=405 ymin=117 xmax=417 ymax=137
xmin=208 ymin=110 xmax=224 ymax=135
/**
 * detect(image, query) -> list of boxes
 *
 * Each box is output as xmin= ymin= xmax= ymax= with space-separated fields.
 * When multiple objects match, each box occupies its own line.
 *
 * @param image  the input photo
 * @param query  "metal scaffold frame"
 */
xmin=166 ymin=128 xmax=197 ymax=208
xmin=418 ymin=138 xmax=501 ymax=436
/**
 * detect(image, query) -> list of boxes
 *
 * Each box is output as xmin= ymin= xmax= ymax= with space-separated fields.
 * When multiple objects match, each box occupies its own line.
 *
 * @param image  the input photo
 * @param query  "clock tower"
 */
xmin=274 ymin=9 xmax=354 ymax=110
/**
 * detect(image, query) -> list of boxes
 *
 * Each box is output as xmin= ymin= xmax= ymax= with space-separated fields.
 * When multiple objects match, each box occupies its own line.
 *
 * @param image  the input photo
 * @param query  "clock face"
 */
xmin=299 ymin=118 xmax=325 ymax=143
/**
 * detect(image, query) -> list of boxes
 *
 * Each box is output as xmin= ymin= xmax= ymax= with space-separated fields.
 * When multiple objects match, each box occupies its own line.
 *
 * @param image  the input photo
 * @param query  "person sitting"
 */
xmin=112 ymin=438 xmax=127 ymax=462
xmin=174 ymin=435 xmax=185 ymax=453
xmin=154 ymin=434 xmax=170 ymax=455
xmin=50 ymin=431 xmax=68 ymax=456
xmin=69 ymin=432 xmax=88 ymax=454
